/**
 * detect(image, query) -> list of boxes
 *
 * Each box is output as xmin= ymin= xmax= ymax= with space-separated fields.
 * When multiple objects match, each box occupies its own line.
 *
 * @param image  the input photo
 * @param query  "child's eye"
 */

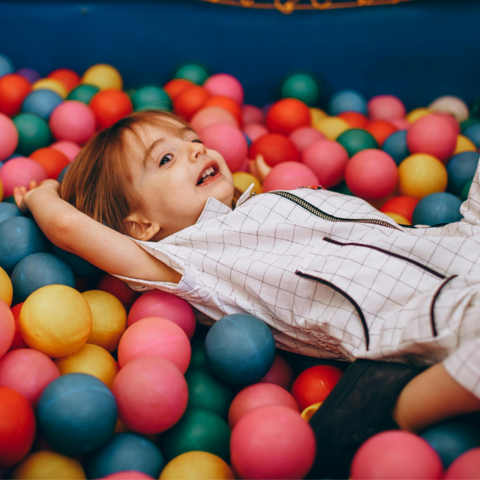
xmin=192 ymin=139 xmax=203 ymax=144
xmin=160 ymin=154 xmax=173 ymax=166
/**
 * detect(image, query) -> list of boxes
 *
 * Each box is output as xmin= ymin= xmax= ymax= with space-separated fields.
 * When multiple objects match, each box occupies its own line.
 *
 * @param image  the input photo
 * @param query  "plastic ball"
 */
xmin=380 ymin=196 xmax=419 ymax=224
xmin=289 ymin=126 xmax=325 ymax=152
xmin=350 ymin=430 xmax=443 ymax=480
xmin=200 ymin=123 xmax=248 ymax=172
xmin=242 ymin=104 xmax=264 ymax=125
xmin=233 ymin=172 xmax=262 ymax=196
xmin=259 ymin=353 xmax=295 ymax=390
xmin=461 ymin=180 xmax=473 ymax=202
xmin=242 ymin=123 xmax=268 ymax=142
xmin=204 ymin=74 xmax=244 ymax=104
xmin=30 ymin=147 xmax=69 ymax=179
xmin=407 ymin=107 xmax=432 ymax=124
xmin=266 ymin=98 xmax=311 ymax=135
xmin=49 ymin=100 xmax=96 ymax=144
xmin=389 ymin=117 xmax=410 ymax=130
xmin=37 ymin=373 xmax=117 ymax=455
xmin=13 ymin=450 xmax=86 ymax=480
xmin=329 ymin=90 xmax=367 ymax=115
xmin=436 ymin=112 xmax=461 ymax=134
xmin=50 ymin=140 xmax=81 ymax=161
xmin=90 ymin=89 xmax=133 ymax=129
xmin=103 ymin=472 xmax=154 ymax=480
xmin=118 ymin=316 xmax=191 ymax=373
xmin=97 ymin=273 xmax=141 ymax=311
xmin=160 ymin=408 xmax=231 ymax=462
xmin=174 ymin=63 xmax=210 ymax=85
xmin=13 ymin=113 xmax=51 ymax=155
xmin=88 ymin=433 xmax=164 ymax=479
xmin=280 ymin=72 xmax=320 ymax=107
xmin=368 ymin=94 xmax=406 ymax=120
xmin=454 ymin=134 xmax=477 ymax=155
xmin=22 ymin=89 xmax=63 ymax=121
xmin=315 ymin=116 xmax=350 ymax=140
xmin=67 ymin=84 xmax=100 ymax=104
xmin=174 ymin=85 xmax=210 ymax=121
xmin=82 ymin=64 xmax=122 ymax=90
xmin=0 ymin=157 xmax=47 ymax=197
xmin=337 ymin=128 xmax=378 ymax=157
xmin=32 ymin=79 xmax=67 ymax=98
xmin=163 ymin=78 xmax=193 ymax=101
xmin=0 ymin=113 xmax=18 ymax=160
xmin=203 ymin=96 xmax=242 ymax=125
xmin=0 ymin=386 xmax=36 ymax=468
xmin=398 ymin=153 xmax=448 ymax=199
xmin=444 ymin=447 xmax=480 ymax=479
xmin=20 ymin=284 xmax=92 ymax=358
xmin=190 ymin=107 xmax=238 ymax=132
xmin=310 ymin=107 xmax=327 ymax=126
xmin=205 ymin=313 xmax=276 ymax=386
xmin=338 ymin=111 xmax=369 ymax=129
xmin=345 ymin=149 xmax=398 ymax=200
xmin=464 ymin=123 xmax=480 ymax=148
xmin=249 ymin=133 xmax=300 ymax=166
xmin=190 ymin=336 xmax=208 ymax=369
xmin=429 ymin=95 xmax=469 ymax=123
xmin=0 ymin=264 xmax=13 ymax=307
xmin=230 ymin=405 xmax=316 ymax=480
xmin=447 ymin=151 xmax=479 ymax=196
xmin=0 ymin=299 xmax=14 ymax=358
xmin=48 ymin=68 xmax=81 ymax=92
xmin=366 ymin=119 xmax=397 ymax=147
xmin=382 ymin=130 xmax=410 ymax=165
xmin=0 ymin=54 xmax=14 ymax=77
xmin=161 ymin=452 xmax=234 ymax=480
xmin=112 ymin=356 xmax=188 ymax=434
xmin=384 ymin=212 xmax=410 ymax=225
xmin=7 ymin=302 xmax=27 ymax=351
xmin=461 ymin=118 xmax=480 ymax=133
xmin=127 ymin=289 xmax=195 ymax=339
xmin=262 ymin=161 xmax=319 ymax=192
xmin=412 ymin=192 xmax=463 ymax=226
xmin=407 ymin=114 xmax=457 ymax=162
xmin=0 ymin=73 xmax=31 ymax=116
xmin=54 ymin=246 xmax=101 ymax=277
xmin=302 ymin=139 xmax=348 ymax=188
xmin=55 ymin=344 xmax=118 ymax=389
xmin=16 ymin=68 xmax=41 ymax=84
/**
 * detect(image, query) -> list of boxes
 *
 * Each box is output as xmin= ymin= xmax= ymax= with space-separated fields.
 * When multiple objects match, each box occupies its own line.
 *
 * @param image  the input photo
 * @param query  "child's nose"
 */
xmin=189 ymin=143 xmax=206 ymax=163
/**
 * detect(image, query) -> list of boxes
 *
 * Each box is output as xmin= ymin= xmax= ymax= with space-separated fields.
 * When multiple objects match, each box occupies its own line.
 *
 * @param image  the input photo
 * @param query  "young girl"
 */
xmin=14 ymin=110 xmax=480 ymax=475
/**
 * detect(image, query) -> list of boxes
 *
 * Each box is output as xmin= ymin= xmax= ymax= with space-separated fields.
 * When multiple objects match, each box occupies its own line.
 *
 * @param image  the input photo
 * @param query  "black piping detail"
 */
xmin=430 ymin=275 xmax=458 ymax=337
xmin=295 ymin=270 xmax=370 ymax=351
xmin=323 ymin=237 xmax=446 ymax=280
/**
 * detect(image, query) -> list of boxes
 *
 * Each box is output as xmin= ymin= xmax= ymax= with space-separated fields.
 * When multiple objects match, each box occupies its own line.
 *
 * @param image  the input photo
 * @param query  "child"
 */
xmin=14 ymin=111 xmax=480 ymax=475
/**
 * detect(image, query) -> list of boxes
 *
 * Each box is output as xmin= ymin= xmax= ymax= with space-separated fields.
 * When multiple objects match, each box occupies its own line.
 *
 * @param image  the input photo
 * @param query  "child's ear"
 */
xmin=124 ymin=212 xmax=161 ymax=241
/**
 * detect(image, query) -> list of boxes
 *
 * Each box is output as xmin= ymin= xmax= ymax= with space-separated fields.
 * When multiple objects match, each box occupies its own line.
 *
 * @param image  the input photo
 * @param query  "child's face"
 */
xmin=127 ymin=118 xmax=235 ymax=240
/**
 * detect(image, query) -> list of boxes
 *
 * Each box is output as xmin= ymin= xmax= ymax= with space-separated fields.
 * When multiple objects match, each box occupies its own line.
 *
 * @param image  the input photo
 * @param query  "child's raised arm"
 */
xmin=14 ymin=181 xmax=181 ymax=284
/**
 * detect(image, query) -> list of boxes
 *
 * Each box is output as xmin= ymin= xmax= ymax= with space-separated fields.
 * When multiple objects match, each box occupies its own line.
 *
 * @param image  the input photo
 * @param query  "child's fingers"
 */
xmin=28 ymin=180 xmax=38 ymax=190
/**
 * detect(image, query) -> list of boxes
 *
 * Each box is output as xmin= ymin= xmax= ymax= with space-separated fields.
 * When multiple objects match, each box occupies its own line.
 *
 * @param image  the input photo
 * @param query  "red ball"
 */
xmin=8 ymin=302 xmax=28 ymax=351
xmin=0 ymin=73 xmax=32 ymax=117
xmin=203 ymin=95 xmax=243 ymax=126
xmin=350 ymin=430 xmax=443 ymax=480
xmin=407 ymin=113 xmax=458 ymax=162
xmin=89 ymin=89 xmax=133 ymax=129
xmin=444 ymin=447 xmax=480 ymax=480
xmin=164 ymin=79 xmax=193 ymax=101
xmin=174 ymin=85 xmax=210 ymax=121
xmin=103 ymin=472 xmax=154 ymax=480
xmin=0 ymin=386 xmax=36 ymax=468
xmin=29 ymin=147 xmax=70 ymax=179
xmin=97 ymin=273 xmax=140 ymax=311
xmin=47 ymin=68 xmax=81 ymax=92
xmin=259 ymin=353 xmax=295 ymax=390
xmin=345 ymin=149 xmax=398 ymax=200
xmin=367 ymin=120 xmax=397 ymax=147
xmin=249 ymin=133 xmax=300 ymax=167
xmin=380 ymin=196 xmax=419 ymax=224
xmin=266 ymin=98 xmax=311 ymax=135
xmin=338 ymin=111 xmax=369 ymax=129
xmin=290 ymin=365 xmax=343 ymax=411
xmin=262 ymin=162 xmax=318 ymax=193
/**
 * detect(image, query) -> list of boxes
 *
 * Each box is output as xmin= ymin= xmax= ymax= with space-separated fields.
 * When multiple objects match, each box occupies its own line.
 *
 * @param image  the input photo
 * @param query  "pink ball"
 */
xmin=231 ymin=405 xmax=316 ymax=480
xmin=190 ymin=107 xmax=238 ymax=133
xmin=350 ymin=430 xmax=443 ymax=480
xmin=302 ymin=139 xmax=349 ymax=189
xmin=406 ymin=113 xmax=457 ymax=163
xmin=201 ymin=123 xmax=248 ymax=172
xmin=50 ymin=140 xmax=81 ymax=162
xmin=444 ymin=447 xmax=480 ymax=479
xmin=262 ymin=162 xmax=319 ymax=193
xmin=0 ymin=113 xmax=18 ymax=161
xmin=236 ymin=158 xmax=249 ymax=173
xmin=204 ymin=74 xmax=244 ymax=105
xmin=228 ymin=383 xmax=299 ymax=429
xmin=368 ymin=95 xmax=406 ymax=120
xmin=118 ymin=316 xmax=191 ymax=374
xmin=243 ymin=105 xmax=264 ymax=125
xmin=102 ymin=472 xmax=154 ymax=479
xmin=389 ymin=117 xmax=410 ymax=130
xmin=112 ymin=356 xmax=188 ymax=434
xmin=0 ymin=300 xmax=14 ymax=359
xmin=49 ymin=100 xmax=96 ymax=145
xmin=289 ymin=127 xmax=326 ymax=153
xmin=345 ymin=149 xmax=398 ymax=200
xmin=259 ymin=353 xmax=295 ymax=390
xmin=243 ymin=123 xmax=268 ymax=142
xmin=0 ymin=157 xmax=47 ymax=198
xmin=0 ymin=349 xmax=59 ymax=407
xmin=434 ymin=112 xmax=460 ymax=135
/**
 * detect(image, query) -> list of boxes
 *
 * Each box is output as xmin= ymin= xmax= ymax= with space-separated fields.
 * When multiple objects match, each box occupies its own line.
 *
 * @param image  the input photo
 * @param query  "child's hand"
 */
xmin=13 ymin=180 xmax=60 ymax=214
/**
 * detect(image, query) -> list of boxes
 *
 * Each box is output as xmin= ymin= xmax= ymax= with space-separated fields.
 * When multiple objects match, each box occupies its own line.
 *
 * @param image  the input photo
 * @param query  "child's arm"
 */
xmin=14 ymin=181 xmax=181 ymax=284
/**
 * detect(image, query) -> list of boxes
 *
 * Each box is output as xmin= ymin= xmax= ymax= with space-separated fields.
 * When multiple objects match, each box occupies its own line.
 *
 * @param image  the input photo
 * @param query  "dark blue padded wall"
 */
xmin=0 ymin=0 xmax=479 ymax=109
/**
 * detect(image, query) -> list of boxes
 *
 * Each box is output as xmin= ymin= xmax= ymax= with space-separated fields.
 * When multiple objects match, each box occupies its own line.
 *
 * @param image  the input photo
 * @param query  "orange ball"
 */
xmin=367 ymin=119 xmax=397 ymax=147
xmin=338 ymin=111 xmax=369 ymax=129
xmin=380 ymin=196 xmax=419 ymax=224
xmin=47 ymin=69 xmax=81 ymax=93
xmin=89 ymin=89 xmax=133 ymax=129
xmin=0 ymin=74 xmax=32 ymax=117
xmin=29 ymin=148 xmax=70 ymax=179
xmin=249 ymin=133 xmax=300 ymax=167
xmin=174 ymin=85 xmax=210 ymax=121
xmin=203 ymin=95 xmax=242 ymax=126
xmin=164 ymin=79 xmax=193 ymax=101
xmin=266 ymin=98 xmax=311 ymax=135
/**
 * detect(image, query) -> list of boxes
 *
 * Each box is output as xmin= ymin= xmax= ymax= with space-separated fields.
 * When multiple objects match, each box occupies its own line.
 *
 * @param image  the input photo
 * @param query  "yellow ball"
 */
xmin=301 ymin=402 xmax=322 ymax=422
xmin=406 ymin=107 xmax=431 ymax=124
xmin=82 ymin=64 xmax=123 ymax=90
xmin=0 ymin=177 xmax=3 ymax=202
xmin=55 ymin=343 xmax=118 ymax=389
xmin=310 ymin=107 xmax=327 ymax=126
xmin=315 ymin=117 xmax=350 ymax=140
xmin=82 ymin=290 xmax=127 ymax=352
xmin=20 ymin=285 xmax=92 ymax=358
xmin=398 ymin=154 xmax=448 ymax=200
xmin=454 ymin=135 xmax=477 ymax=155
xmin=233 ymin=172 xmax=262 ymax=196
xmin=160 ymin=451 xmax=235 ymax=480
xmin=32 ymin=79 xmax=68 ymax=98
xmin=383 ymin=212 xmax=411 ymax=226
xmin=13 ymin=450 xmax=86 ymax=480
xmin=0 ymin=266 xmax=13 ymax=307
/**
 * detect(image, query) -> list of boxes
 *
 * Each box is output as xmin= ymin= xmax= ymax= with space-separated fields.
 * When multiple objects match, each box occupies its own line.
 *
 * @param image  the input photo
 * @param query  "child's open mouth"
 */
xmin=196 ymin=162 xmax=221 ymax=186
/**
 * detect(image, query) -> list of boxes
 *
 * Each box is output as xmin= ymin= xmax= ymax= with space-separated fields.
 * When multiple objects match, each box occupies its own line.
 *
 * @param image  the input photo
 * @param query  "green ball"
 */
xmin=280 ymin=72 xmax=321 ymax=107
xmin=461 ymin=118 xmax=480 ymax=134
xmin=67 ymin=84 xmax=100 ymax=104
xmin=189 ymin=336 xmax=208 ymax=370
xmin=132 ymin=85 xmax=172 ymax=112
xmin=174 ymin=63 xmax=210 ymax=85
xmin=126 ymin=89 xmax=136 ymax=103
xmin=337 ymin=129 xmax=378 ymax=157
xmin=471 ymin=97 xmax=480 ymax=119
xmin=331 ymin=181 xmax=353 ymax=196
xmin=2 ymin=196 xmax=16 ymax=205
xmin=185 ymin=368 xmax=234 ymax=420
xmin=461 ymin=179 xmax=473 ymax=202
xmin=160 ymin=409 xmax=230 ymax=462
xmin=13 ymin=113 xmax=51 ymax=156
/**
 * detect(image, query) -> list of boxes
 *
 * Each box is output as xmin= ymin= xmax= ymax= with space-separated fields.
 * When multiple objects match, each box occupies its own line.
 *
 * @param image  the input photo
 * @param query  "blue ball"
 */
xmin=328 ymin=90 xmax=368 ymax=116
xmin=54 ymin=246 xmax=101 ymax=277
xmin=88 ymin=433 xmax=165 ymax=478
xmin=412 ymin=192 xmax=463 ymax=226
xmin=22 ymin=89 xmax=63 ymax=121
xmin=0 ymin=54 xmax=14 ymax=77
xmin=243 ymin=132 xmax=252 ymax=148
xmin=382 ymin=130 xmax=410 ymax=165
xmin=37 ymin=373 xmax=117 ymax=456
xmin=421 ymin=422 xmax=480 ymax=468
xmin=57 ymin=164 xmax=70 ymax=183
xmin=0 ymin=216 xmax=51 ymax=274
xmin=11 ymin=252 xmax=76 ymax=303
xmin=447 ymin=151 xmax=479 ymax=196
xmin=205 ymin=314 xmax=276 ymax=385
xmin=0 ymin=203 xmax=23 ymax=225
xmin=464 ymin=123 xmax=480 ymax=148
